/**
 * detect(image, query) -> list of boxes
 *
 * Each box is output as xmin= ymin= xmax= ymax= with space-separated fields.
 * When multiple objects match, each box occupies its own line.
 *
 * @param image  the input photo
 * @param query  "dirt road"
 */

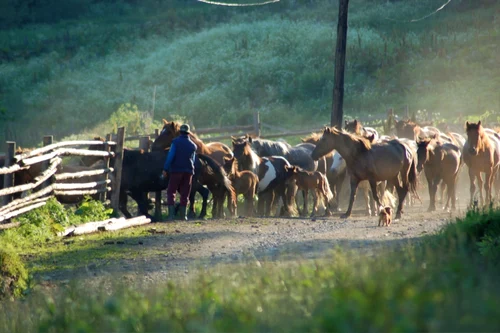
xmin=40 ymin=202 xmax=466 ymax=285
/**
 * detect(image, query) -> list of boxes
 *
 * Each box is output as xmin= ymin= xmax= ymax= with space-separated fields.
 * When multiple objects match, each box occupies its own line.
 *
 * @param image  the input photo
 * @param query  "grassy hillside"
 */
xmin=0 ymin=0 xmax=498 ymax=146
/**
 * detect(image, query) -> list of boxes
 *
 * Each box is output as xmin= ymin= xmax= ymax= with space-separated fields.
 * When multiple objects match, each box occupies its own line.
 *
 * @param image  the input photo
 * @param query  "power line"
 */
xmin=384 ymin=0 xmax=453 ymax=23
xmin=197 ymin=0 xmax=279 ymax=6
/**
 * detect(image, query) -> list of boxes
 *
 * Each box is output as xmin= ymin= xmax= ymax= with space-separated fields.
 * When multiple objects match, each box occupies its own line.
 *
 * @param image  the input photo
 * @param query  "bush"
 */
xmin=0 ymin=245 xmax=28 ymax=299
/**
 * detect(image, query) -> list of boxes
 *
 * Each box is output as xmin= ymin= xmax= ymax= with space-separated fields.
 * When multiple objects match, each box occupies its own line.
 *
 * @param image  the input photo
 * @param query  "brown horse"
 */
xmin=223 ymin=157 xmax=258 ymax=217
xmin=284 ymin=165 xmax=333 ymax=217
xmin=464 ymin=121 xmax=500 ymax=206
xmin=311 ymin=127 xmax=418 ymax=219
xmin=151 ymin=120 xmax=233 ymax=166
xmin=344 ymin=119 xmax=379 ymax=141
xmin=231 ymin=138 xmax=293 ymax=217
xmin=416 ymin=139 xmax=462 ymax=211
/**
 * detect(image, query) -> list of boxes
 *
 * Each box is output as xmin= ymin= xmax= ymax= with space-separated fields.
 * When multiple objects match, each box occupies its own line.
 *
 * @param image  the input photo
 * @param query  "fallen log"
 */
xmin=0 ymin=222 xmax=21 ymax=230
xmin=58 ymin=215 xmax=151 ymax=237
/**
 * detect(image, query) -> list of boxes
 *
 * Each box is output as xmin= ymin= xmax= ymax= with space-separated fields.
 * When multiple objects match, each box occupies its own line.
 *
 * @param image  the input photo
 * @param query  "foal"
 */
xmin=285 ymin=165 xmax=333 ymax=217
xmin=223 ymin=157 xmax=258 ymax=216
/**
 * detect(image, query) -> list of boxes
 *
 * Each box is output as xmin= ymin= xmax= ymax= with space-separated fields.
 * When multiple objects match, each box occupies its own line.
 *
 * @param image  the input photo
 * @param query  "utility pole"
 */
xmin=331 ymin=0 xmax=350 ymax=128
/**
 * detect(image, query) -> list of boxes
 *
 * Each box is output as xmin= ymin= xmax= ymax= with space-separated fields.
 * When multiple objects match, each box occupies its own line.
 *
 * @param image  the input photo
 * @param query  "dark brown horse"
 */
xmin=151 ymin=120 xmax=233 ymax=166
xmin=416 ymin=139 xmax=462 ymax=211
xmin=223 ymin=157 xmax=258 ymax=217
xmin=311 ymin=127 xmax=418 ymax=219
xmin=464 ymin=121 xmax=500 ymax=206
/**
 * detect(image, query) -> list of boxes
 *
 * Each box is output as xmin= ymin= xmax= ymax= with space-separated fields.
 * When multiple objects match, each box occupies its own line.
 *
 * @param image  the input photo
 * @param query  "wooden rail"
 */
xmin=0 ymin=129 xmax=125 ymax=227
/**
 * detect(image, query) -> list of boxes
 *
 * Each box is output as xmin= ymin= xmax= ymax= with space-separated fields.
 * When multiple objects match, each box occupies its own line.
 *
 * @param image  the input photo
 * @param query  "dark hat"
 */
xmin=180 ymin=124 xmax=191 ymax=134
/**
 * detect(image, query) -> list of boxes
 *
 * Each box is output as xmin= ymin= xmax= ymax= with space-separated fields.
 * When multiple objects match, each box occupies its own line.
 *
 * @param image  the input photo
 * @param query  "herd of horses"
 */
xmin=3 ymin=117 xmax=500 ymax=226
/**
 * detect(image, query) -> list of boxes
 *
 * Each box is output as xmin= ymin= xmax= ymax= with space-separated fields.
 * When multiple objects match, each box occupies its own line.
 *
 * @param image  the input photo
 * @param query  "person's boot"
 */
xmin=179 ymin=205 xmax=188 ymax=221
xmin=167 ymin=205 xmax=176 ymax=221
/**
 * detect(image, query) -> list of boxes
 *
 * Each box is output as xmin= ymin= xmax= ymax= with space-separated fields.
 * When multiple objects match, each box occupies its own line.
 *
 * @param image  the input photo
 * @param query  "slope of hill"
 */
xmin=0 ymin=0 xmax=498 ymax=146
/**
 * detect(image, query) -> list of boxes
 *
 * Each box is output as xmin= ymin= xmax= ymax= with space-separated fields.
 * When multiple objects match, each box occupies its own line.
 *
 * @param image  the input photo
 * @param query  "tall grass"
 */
xmin=1 ymin=206 xmax=500 ymax=332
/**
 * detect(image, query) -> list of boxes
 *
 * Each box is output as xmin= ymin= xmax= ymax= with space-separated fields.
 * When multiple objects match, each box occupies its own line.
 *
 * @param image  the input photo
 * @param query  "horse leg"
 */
xmin=438 ymin=182 xmax=446 ymax=204
xmin=311 ymin=190 xmax=319 ymax=217
xmin=369 ymin=180 xmax=381 ymax=212
xmin=130 ymin=190 xmax=153 ymax=220
xmin=342 ymin=178 xmax=360 ymax=218
xmin=119 ymin=190 xmax=132 ymax=219
xmin=394 ymin=179 xmax=409 ymax=220
xmin=445 ymin=178 xmax=457 ymax=211
xmin=362 ymin=185 xmax=371 ymax=216
xmin=485 ymin=169 xmax=494 ymax=204
xmin=477 ymin=172 xmax=484 ymax=206
xmin=427 ymin=178 xmax=438 ymax=212
xmin=300 ymin=189 xmax=308 ymax=217
xmin=197 ymin=185 xmax=209 ymax=219
xmin=468 ymin=168 xmax=476 ymax=206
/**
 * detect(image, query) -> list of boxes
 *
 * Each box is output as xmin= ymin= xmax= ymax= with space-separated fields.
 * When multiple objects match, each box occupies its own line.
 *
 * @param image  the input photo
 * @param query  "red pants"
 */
xmin=166 ymin=172 xmax=193 ymax=206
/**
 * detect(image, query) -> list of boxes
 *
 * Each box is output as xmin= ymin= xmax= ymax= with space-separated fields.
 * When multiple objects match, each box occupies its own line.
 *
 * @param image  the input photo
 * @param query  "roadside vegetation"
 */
xmin=1 ymin=201 xmax=500 ymax=331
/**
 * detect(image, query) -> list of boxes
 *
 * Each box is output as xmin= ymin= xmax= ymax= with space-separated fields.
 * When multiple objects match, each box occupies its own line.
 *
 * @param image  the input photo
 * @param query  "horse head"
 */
xmin=344 ymin=119 xmax=362 ymax=135
xmin=465 ymin=120 xmax=484 ymax=155
xmin=151 ymin=120 xmax=181 ymax=152
xmin=416 ymin=138 xmax=433 ymax=173
xmin=311 ymin=127 xmax=337 ymax=161
xmin=231 ymin=138 xmax=251 ymax=160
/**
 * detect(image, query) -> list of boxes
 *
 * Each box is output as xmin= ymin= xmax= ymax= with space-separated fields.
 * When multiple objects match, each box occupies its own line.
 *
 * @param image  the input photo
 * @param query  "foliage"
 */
xmin=0 ymin=245 xmax=29 ymax=299
xmin=0 ymin=0 xmax=498 ymax=146
xmin=0 ymin=197 xmax=113 ymax=249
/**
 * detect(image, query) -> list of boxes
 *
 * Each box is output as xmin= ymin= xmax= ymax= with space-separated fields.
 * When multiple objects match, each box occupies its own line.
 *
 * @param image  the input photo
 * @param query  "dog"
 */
xmin=378 ymin=206 xmax=393 ymax=226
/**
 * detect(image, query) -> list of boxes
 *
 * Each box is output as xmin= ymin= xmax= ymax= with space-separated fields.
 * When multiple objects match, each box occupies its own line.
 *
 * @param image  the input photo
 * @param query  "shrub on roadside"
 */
xmin=0 ymin=245 xmax=28 ymax=299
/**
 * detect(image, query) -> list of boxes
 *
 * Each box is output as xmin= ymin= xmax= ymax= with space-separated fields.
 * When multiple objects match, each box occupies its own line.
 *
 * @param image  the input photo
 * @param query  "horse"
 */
xmin=231 ymin=138 xmax=293 ymax=217
xmin=284 ymin=165 xmax=333 ymax=217
xmin=223 ymin=157 xmax=258 ymax=217
xmin=151 ymin=119 xmax=233 ymax=166
xmin=416 ymin=139 xmax=462 ymax=211
xmin=344 ymin=119 xmax=379 ymax=141
xmin=463 ymin=121 xmax=500 ymax=206
xmin=311 ymin=127 xmax=418 ymax=219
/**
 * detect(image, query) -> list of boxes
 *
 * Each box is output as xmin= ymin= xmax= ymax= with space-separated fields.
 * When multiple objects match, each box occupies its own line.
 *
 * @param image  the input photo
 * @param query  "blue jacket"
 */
xmin=163 ymin=134 xmax=197 ymax=174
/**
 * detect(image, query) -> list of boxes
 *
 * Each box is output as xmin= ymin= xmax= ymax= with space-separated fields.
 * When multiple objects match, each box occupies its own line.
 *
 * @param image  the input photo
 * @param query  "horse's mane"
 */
xmin=301 ymin=132 xmax=322 ymax=143
xmin=330 ymin=127 xmax=371 ymax=152
xmin=251 ymin=138 xmax=290 ymax=155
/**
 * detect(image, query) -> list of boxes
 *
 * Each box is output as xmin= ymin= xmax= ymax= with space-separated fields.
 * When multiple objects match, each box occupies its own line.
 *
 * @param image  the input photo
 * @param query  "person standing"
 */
xmin=162 ymin=124 xmax=198 ymax=221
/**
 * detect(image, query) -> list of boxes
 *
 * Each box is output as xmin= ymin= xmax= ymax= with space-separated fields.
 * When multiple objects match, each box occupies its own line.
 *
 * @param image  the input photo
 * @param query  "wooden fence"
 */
xmin=0 ymin=128 xmax=125 ymax=229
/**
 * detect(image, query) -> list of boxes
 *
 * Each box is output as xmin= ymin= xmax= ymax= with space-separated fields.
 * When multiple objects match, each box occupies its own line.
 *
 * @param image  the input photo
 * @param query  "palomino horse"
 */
xmin=416 ymin=139 xmax=462 ymax=211
xmin=344 ymin=119 xmax=379 ymax=141
xmin=284 ymin=165 xmax=333 ymax=217
xmin=311 ymin=127 xmax=418 ymax=219
xmin=223 ymin=157 xmax=258 ymax=217
xmin=231 ymin=138 xmax=294 ymax=217
xmin=151 ymin=120 xmax=233 ymax=166
xmin=464 ymin=121 xmax=500 ymax=206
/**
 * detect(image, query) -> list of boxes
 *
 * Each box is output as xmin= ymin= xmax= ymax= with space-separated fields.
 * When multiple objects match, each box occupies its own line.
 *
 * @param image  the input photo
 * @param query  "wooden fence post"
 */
xmin=152 ymin=131 xmax=162 ymax=221
xmin=111 ymin=127 xmax=125 ymax=215
xmin=99 ymin=135 xmax=111 ymax=203
xmin=40 ymin=136 xmax=53 ymax=190
xmin=138 ymin=136 xmax=151 ymax=216
xmin=2 ymin=141 xmax=16 ymax=207
xmin=253 ymin=111 xmax=261 ymax=137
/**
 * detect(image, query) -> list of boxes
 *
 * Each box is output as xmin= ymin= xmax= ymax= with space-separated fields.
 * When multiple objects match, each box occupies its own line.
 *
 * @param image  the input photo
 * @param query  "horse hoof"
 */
xmin=395 ymin=213 xmax=402 ymax=220
xmin=340 ymin=213 xmax=350 ymax=219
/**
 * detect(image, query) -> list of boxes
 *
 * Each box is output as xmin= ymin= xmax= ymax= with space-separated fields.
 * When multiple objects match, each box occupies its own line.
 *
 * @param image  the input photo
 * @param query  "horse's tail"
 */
xmin=380 ymin=190 xmax=397 ymax=209
xmin=320 ymin=173 xmax=334 ymax=204
xmin=197 ymin=154 xmax=237 ymax=208
xmin=407 ymin=156 xmax=418 ymax=195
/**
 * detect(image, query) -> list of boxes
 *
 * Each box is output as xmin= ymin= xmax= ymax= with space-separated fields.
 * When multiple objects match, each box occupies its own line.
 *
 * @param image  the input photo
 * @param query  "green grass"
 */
xmin=1 ymin=0 xmax=498 ymax=146
xmin=2 ymin=204 xmax=500 ymax=331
